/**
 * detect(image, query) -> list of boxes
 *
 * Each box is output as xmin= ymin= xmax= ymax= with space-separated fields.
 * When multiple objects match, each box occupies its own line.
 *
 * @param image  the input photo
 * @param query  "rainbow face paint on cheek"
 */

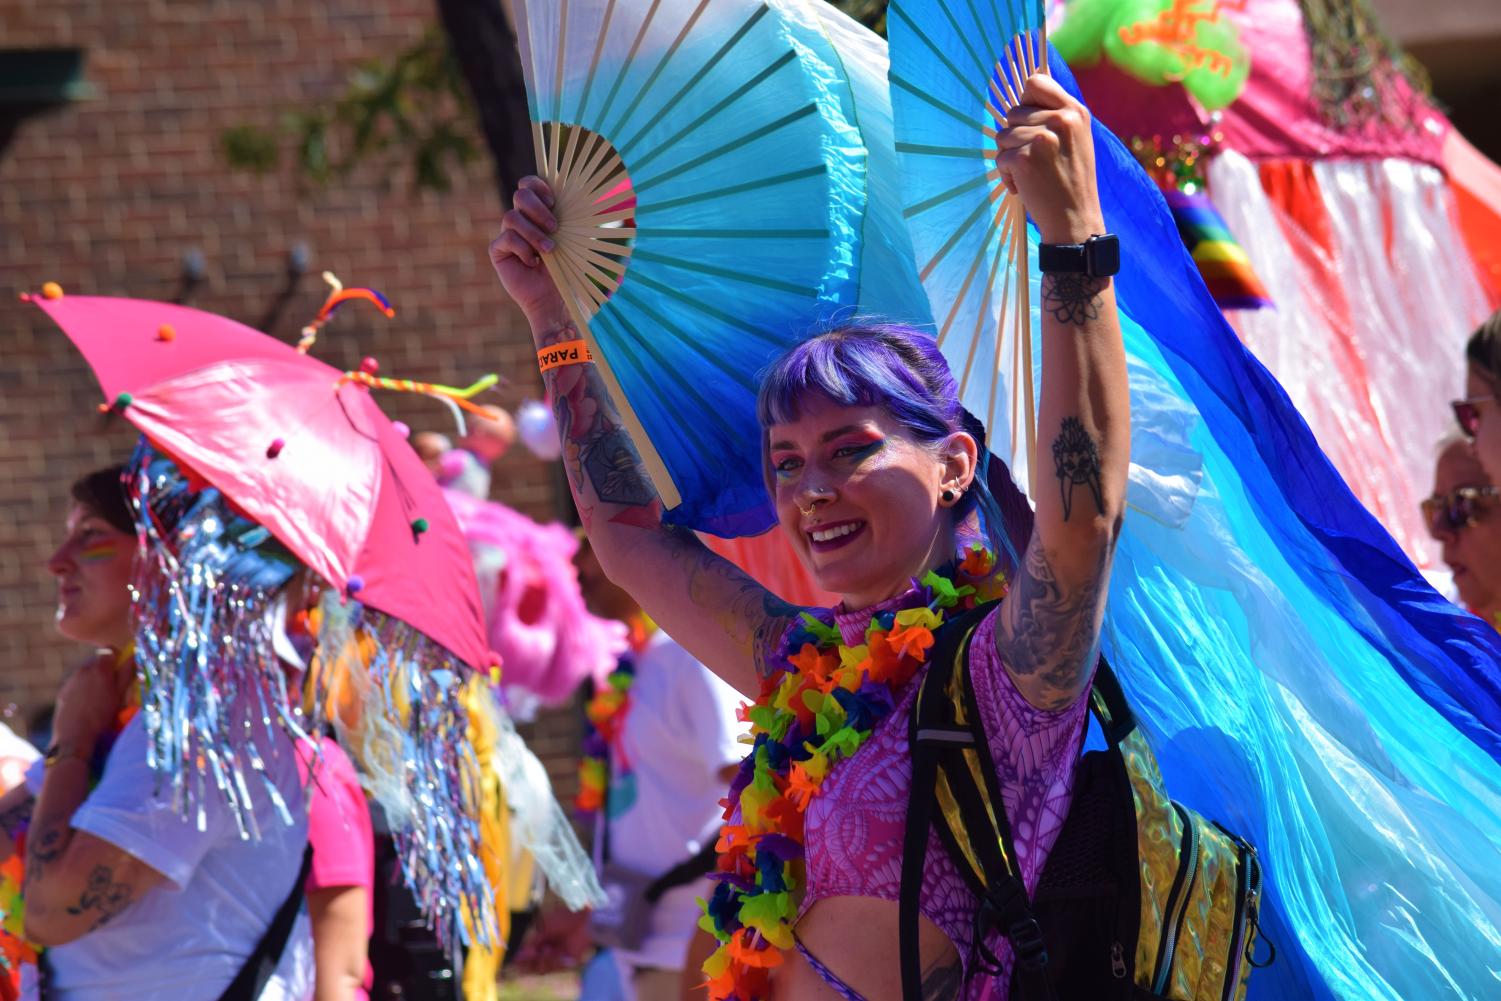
xmin=78 ymin=543 xmax=121 ymax=564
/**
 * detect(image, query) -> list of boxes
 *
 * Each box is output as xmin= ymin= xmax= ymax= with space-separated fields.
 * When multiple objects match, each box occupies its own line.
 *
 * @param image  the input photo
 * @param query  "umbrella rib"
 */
xmin=888 ymin=3 xmax=980 ymax=96
xmin=934 ymin=0 xmax=992 ymax=83
xmin=547 ymin=0 xmax=570 ymax=181
xmin=617 ymin=5 xmax=772 ymax=160
xmin=890 ymin=73 xmax=988 ymax=134
xmin=895 ymin=142 xmax=988 ymax=159
xmin=959 ymin=207 xmax=1013 ymax=405
xmin=593 ymin=0 xmax=664 ymax=133
xmin=984 ymin=203 xmax=1020 ymax=437
xmin=904 ymin=172 xmax=990 ymax=219
xmin=574 ymin=0 xmax=619 ymax=124
xmin=937 ymin=202 xmax=1007 ymax=348
xmin=631 ymin=248 xmax=816 ymax=298
xmin=627 ymin=51 xmax=798 ymax=175
xmin=644 ymin=228 xmax=828 ymax=240
xmin=604 ymin=0 xmax=712 ymax=141
xmin=963 ymin=0 xmax=1006 ymax=60
xmin=565 ymin=133 xmax=621 ymax=200
xmin=627 ymin=272 xmax=784 ymax=344
xmin=647 ymin=165 xmax=826 ymax=213
xmin=610 ymin=288 xmax=755 ymax=447
xmin=633 ymin=103 xmax=819 ymax=196
xmin=920 ymin=195 xmax=991 ymax=282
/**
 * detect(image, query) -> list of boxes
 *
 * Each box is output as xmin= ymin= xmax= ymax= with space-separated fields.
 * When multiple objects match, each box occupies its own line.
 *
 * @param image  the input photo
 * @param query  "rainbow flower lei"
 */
xmin=700 ymin=545 xmax=1005 ymax=1000
xmin=576 ymin=616 xmax=654 ymax=817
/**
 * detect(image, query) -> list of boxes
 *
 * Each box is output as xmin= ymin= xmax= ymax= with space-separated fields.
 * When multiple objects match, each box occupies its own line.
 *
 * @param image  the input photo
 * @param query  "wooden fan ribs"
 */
xmin=894 ymin=0 xmax=1047 ymax=488
xmin=515 ymin=0 xmax=848 ymax=515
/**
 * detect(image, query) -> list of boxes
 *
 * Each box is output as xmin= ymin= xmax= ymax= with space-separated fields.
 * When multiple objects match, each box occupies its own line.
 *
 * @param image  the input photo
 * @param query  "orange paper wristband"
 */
xmin=537 ymin=340 xmax=593 ymax=373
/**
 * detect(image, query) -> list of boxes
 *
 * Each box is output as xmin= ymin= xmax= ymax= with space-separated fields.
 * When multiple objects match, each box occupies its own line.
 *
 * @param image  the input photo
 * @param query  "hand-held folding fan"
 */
xmin=509 ymin=0 xmax=878 ymax=537
xmin=888 ymin=0 xmax=1049 ymax=490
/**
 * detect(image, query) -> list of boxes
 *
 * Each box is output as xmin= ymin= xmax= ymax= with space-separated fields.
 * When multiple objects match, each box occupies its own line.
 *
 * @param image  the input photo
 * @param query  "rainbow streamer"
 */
xmin=1164 ymin=187 xmax=1273 ymax=311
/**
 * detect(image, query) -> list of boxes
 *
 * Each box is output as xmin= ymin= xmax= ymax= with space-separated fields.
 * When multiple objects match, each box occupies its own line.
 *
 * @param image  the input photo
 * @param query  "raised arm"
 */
xmin=993 ymin=75 xmax=1130 ymax=712
xmin=490 ymin=180 xmax=803 ymax=696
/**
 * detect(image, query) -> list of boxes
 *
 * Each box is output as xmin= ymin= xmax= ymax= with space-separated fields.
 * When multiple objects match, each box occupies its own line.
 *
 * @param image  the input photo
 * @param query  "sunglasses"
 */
xmin=1452 ymin=395 xmax=1497 ymax=437
xmin=1422 ymin=485 xmax=1500 ymax=538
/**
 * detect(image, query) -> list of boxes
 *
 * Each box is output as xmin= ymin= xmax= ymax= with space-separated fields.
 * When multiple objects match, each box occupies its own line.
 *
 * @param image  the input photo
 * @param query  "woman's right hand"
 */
xmin=489 ymin=176 xmax=567 ymax=323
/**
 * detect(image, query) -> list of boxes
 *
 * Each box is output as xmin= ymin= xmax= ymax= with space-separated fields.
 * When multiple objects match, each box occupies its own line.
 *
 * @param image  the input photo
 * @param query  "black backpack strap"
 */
xmin=217 ymin=844 xmax=314 ymax=1001
xmin=902 ymin=602 xmax=1059 ymax=1001
xmin=644 ymin=840 xmax=718 ymax=904
xmin=900 ymin=605 xmax=977 ymax=1001
xmin=1088 ymin=657 xmax=1137 ymax=747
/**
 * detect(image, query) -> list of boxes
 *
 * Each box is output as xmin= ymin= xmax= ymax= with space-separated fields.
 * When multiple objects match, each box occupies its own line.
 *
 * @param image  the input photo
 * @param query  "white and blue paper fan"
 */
xmin=511 ymin=0 xmax=929 ymax=536
xmin=888 ymin=0 xmax=1048 ymax=490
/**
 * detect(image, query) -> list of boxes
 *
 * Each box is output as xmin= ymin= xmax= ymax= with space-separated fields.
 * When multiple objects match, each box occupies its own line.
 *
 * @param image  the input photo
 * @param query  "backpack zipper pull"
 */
xmin=1111 ymin=941 xmax=1128 ymax=979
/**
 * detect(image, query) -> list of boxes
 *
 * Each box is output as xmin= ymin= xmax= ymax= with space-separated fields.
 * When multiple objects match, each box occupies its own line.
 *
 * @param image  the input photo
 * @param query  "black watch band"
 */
xmin=1038 ymin=233 xmax=1120 ymax=278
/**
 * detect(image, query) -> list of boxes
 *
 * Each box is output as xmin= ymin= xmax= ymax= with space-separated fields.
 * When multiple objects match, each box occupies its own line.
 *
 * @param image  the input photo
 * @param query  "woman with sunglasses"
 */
xmin=1454 ymin=310 xmax=1501 ymax=474
xmin=1427 ymin=434 xmax=1501 ymax=627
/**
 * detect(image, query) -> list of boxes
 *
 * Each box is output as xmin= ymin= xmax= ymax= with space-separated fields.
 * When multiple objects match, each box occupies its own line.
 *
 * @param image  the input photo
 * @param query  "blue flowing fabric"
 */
xmin=1055 ymin=47 xmax=1501 ymax=999
xmin=879 ymin=0 xmax=1501 ymax=991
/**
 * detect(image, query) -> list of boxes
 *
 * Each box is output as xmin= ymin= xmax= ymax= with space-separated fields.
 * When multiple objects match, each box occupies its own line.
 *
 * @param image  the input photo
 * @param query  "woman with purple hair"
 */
xmin=491 ymin=73 xmax=1125 ymax=1001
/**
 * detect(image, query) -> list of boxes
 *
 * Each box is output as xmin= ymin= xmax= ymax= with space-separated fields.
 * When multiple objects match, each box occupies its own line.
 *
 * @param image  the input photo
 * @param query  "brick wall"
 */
xmin=0 ymin=0 xmax=582 ymax=798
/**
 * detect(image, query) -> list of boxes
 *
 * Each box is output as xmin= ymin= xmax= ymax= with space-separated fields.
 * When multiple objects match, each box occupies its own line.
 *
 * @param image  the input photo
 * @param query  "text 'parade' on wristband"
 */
xmin=537 ymin=340 xmax=593 ymax=373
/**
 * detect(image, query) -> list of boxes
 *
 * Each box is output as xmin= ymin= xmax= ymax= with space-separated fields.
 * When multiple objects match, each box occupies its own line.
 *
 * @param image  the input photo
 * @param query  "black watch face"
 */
xmin=1088 ymin=235 xmax=1121 ymax=277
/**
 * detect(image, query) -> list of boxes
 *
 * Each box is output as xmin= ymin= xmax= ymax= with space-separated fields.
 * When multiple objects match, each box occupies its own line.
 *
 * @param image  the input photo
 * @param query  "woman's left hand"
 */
xmin=994 ymin=73 xmax=1105 ymax=245
xmin=51 ymin=653 xmax=129 ymax=751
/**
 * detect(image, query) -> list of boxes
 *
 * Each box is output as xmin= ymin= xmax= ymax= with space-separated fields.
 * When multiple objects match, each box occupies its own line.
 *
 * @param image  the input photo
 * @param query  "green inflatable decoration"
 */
xmin=1051 ymin=0 xmax=1251 ymax=111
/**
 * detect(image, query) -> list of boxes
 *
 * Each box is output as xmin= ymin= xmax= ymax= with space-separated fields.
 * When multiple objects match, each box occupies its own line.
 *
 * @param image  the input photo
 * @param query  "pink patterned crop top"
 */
xmin=796 ymin=594 xmax=1089 ymax=996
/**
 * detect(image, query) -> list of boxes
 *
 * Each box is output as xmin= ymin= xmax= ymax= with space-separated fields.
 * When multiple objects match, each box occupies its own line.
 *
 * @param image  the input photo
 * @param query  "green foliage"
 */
xmin=224 ymin=4 xmax=891 ymax=193
xmin=827 ymin=0 xmax=889 ymax=34
xmin=220 ymin=26 xmax=478 ymax=192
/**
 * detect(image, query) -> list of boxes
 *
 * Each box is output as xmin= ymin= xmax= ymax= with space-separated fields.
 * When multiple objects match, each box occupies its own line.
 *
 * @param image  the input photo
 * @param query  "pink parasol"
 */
xmin=26 ymin=287 xmax=491 ymax=671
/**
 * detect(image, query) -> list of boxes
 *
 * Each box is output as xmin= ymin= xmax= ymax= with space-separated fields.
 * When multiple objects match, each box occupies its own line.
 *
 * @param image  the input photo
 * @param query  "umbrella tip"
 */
xmin=410 ymin=517 xmax=430 ymax=537
xmin=266 ymin=438 xmax=286 ymax=459
xmin=96 ymin=392 xmax=133 ymax=415
xmin=359 ymin=356 xmax=379 ymax=375
xmin=157 ymin=324 xmax=177 ymax=342
xmin=346 ymin=575 xmax=365 ymax=596
xmin=41 ymin=282 xmax=64 ymax=300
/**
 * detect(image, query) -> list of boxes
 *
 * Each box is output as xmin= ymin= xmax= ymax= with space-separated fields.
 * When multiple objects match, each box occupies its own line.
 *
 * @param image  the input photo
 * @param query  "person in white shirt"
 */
xmin=517 ymin=537 xmax=745 ymax=1001
xmin=0 ymin=465 xmax=312 ymax=1001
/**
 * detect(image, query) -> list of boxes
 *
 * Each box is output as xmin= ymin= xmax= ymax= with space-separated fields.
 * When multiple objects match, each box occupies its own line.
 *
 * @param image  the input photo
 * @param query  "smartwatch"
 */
xmin=1038 ymin=233 xmax=1120 ymax=278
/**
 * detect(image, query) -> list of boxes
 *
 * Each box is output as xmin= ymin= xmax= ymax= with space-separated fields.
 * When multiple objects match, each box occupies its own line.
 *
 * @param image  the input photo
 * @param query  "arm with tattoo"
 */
xmin=997 ymin=267 xmax=1129 ymax=710
xmin=532 ymin=311 xmax=803 ymax=696
xmin=22 ymin=753 xmax=163 ymax=946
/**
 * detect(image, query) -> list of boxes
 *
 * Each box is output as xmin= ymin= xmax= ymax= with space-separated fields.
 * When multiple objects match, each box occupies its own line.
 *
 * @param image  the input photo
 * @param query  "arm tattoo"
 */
xmin=65 ymin=864 xmax=134 ymax=930
xmin=998 ymin=540 xmax=1108 ymax=711
xmin=673 ymin=528 xmax=802 ymax=679
xmin=1052 ymin=417 xmax=1103 ymax=521
xmin=24 ymin=819 xmax=68 ymax=891
xmin=0 ymin=796 xmax=33 ymax=840
xmin=542 ymin=320 xmax=658 ymax=526
xmin=920 ymin=955 xmax=964 ymax=1001
xmin=1041 ymin=272 xmax=1108 ymax=326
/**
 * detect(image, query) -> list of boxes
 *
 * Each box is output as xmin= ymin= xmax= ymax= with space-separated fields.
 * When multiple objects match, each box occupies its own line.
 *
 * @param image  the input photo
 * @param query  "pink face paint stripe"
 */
xmin=78 ymin=544 xmax=120 ymax=564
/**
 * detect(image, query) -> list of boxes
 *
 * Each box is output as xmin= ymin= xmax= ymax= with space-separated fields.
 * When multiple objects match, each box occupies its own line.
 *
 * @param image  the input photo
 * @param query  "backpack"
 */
xmin=900 ymin=604 xmax=1270 ymax=1001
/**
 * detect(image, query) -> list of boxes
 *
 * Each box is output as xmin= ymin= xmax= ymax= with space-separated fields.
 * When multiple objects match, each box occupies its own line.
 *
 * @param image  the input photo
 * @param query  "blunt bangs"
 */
xmin=756 ymin=323 xmax=955 ymax=445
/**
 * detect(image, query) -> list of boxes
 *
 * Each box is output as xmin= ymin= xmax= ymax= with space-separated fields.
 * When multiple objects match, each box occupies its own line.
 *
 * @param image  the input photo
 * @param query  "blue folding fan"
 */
xmin=888 ymin=0 xmax=1049 ymax=489
xmin=888 ymin=2 xmax=1501 ymax=997
xmin=511 ymin=0 xmax=930 ymax=536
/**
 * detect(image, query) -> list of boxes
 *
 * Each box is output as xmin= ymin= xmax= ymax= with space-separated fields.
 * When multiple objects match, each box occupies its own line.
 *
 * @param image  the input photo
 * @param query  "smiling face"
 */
xmin=47 ymin=502 xmax=136 ymax=650
xmin=767 ymin=396 xmax=972 ymax=608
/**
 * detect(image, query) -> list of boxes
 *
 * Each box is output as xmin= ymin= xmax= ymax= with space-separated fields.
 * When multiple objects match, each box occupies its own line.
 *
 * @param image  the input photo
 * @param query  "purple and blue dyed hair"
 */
xmin=755 ymin=321 xmax=1033 ymax=567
